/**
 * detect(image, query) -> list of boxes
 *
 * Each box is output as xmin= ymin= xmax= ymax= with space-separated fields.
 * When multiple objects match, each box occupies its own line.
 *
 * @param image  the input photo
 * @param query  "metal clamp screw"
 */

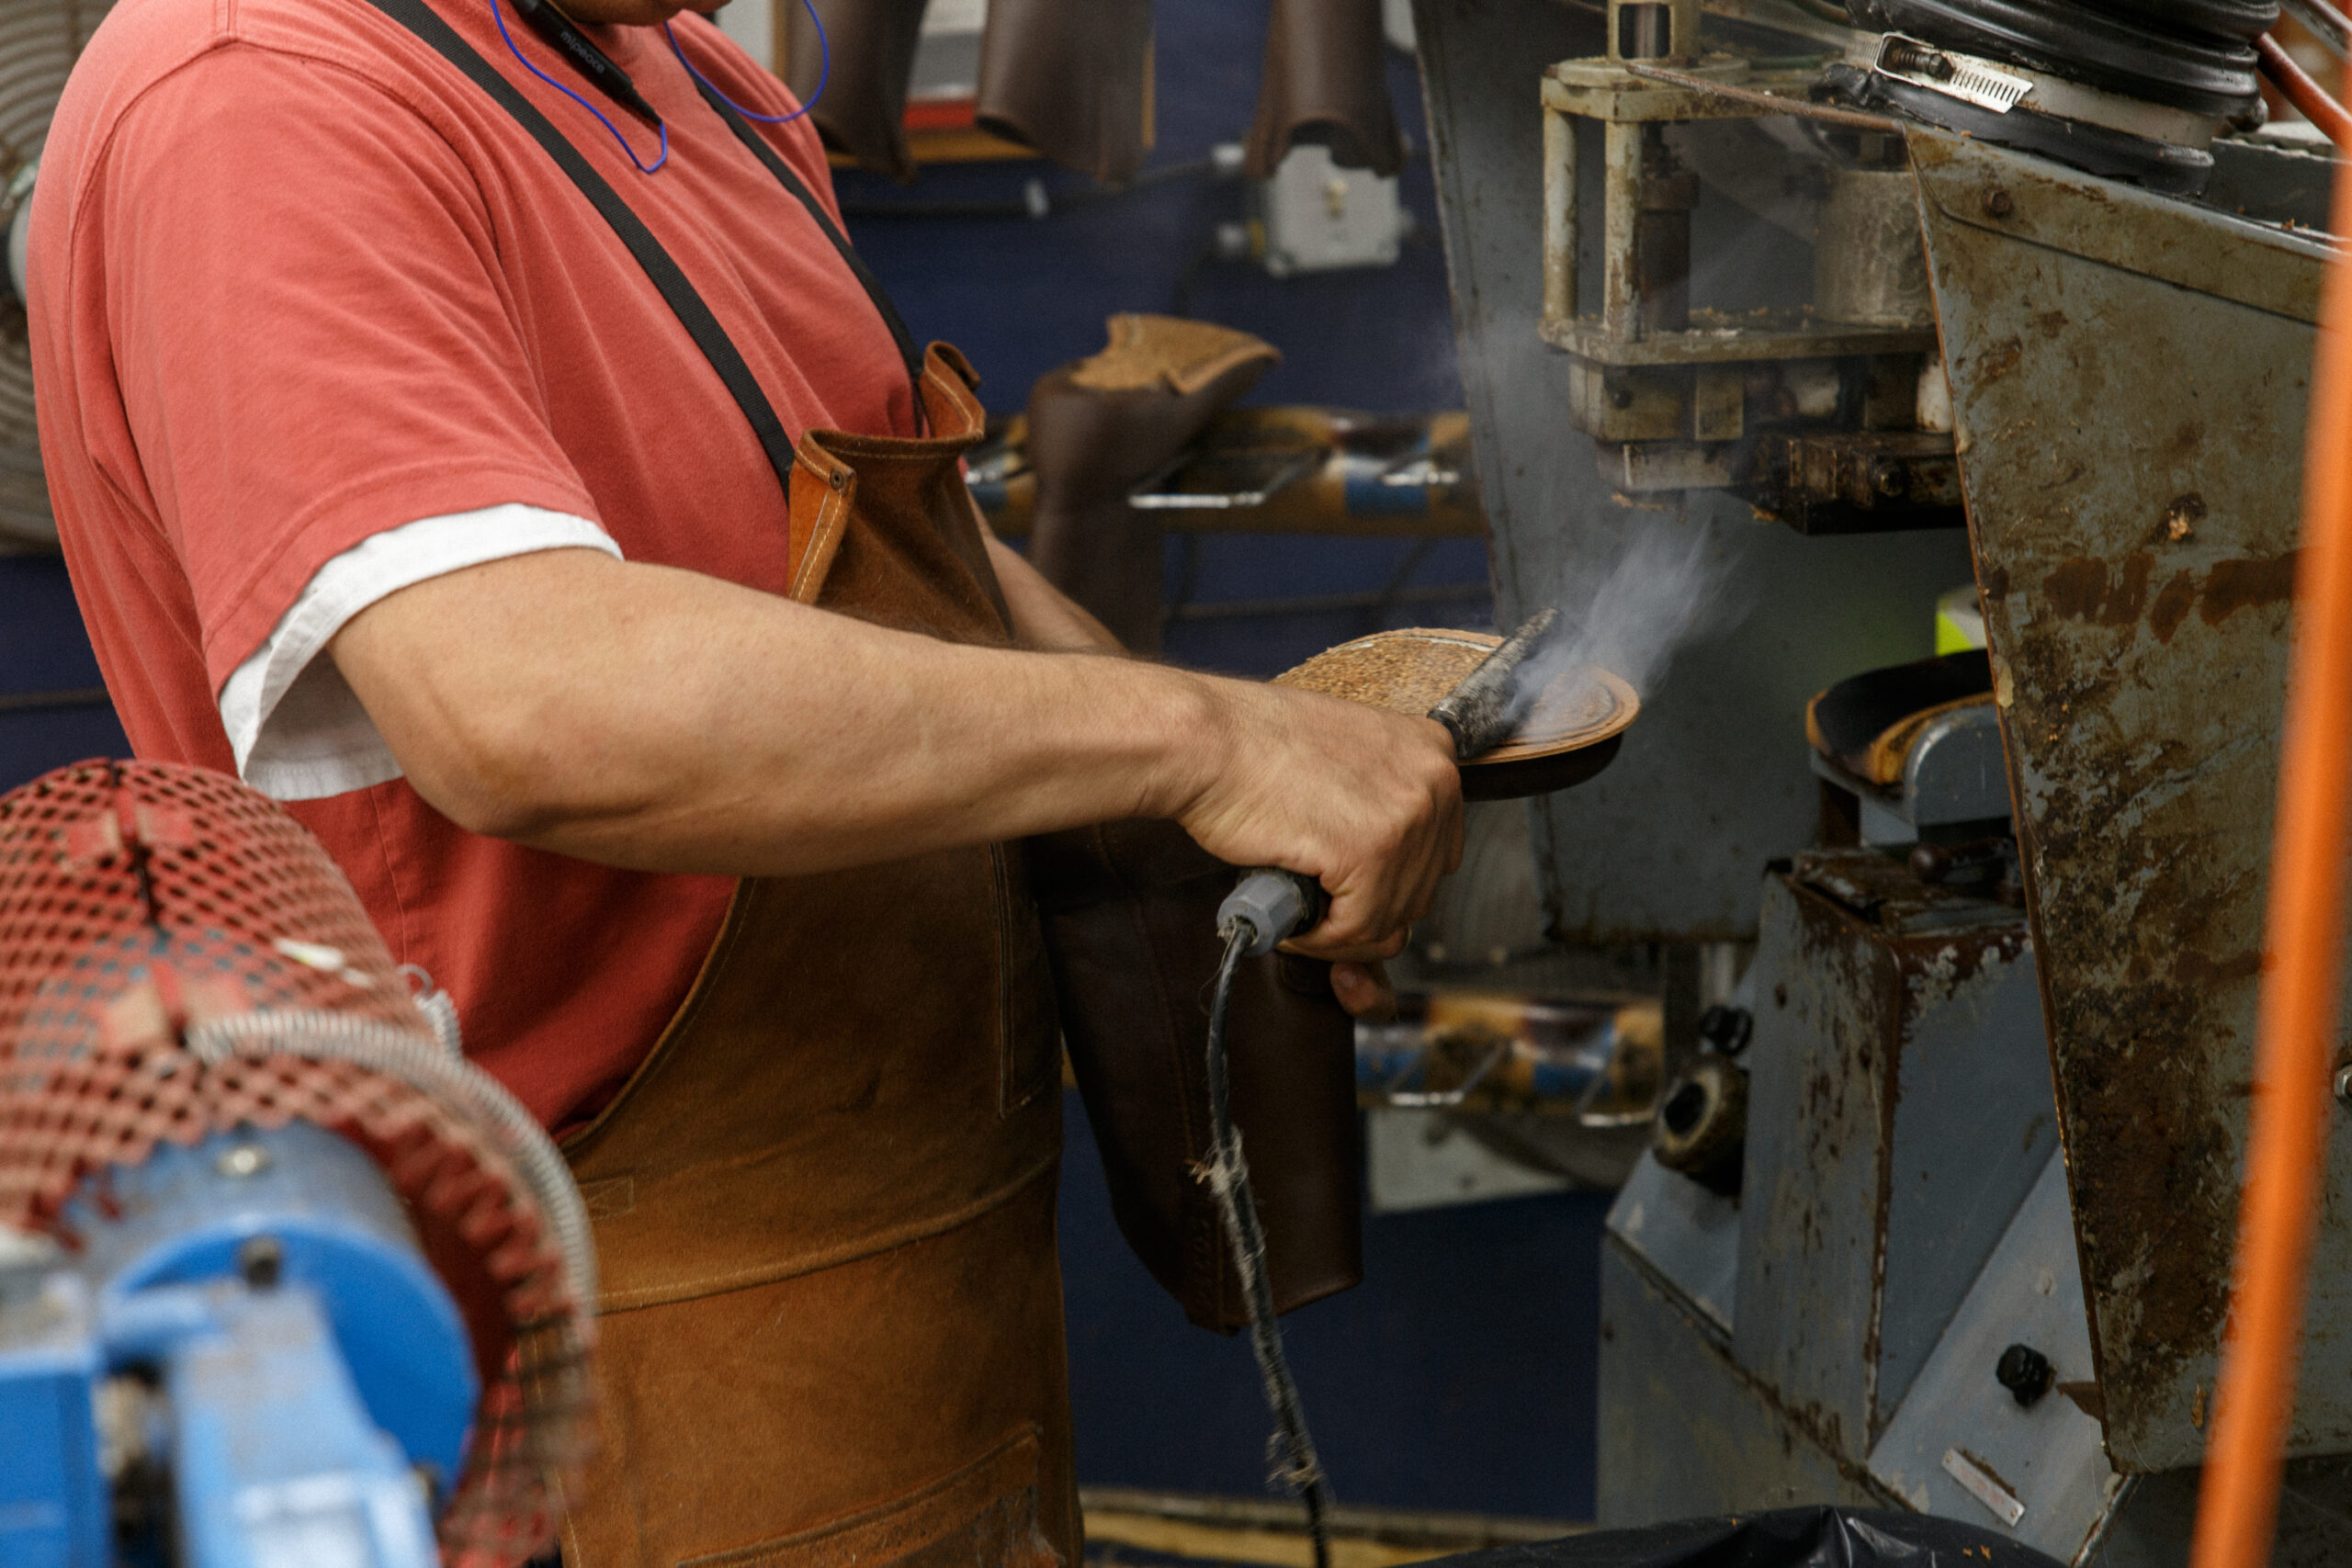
xmin=2334 ymin=1063 xmax=2352 ymax=1106
xmin=1983 ymin=187 xmax=2015 ymax=219
xmin=236 ymin=1235 xmax=284 ymax=1290
xmin=1996 ymin=1342 xmax=2053 ymax=1407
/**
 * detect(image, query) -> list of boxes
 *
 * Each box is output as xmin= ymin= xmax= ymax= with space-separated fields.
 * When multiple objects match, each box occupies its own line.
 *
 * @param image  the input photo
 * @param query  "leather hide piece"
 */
xmin=977 ymin=0 xmax=1155 ymax=186
xmin=786 ymin=0 xmax=932 ymax=182
xmin=1023 ymin=315 xmax=1277 ymax=655
xmin=1245 ymin=0 xmax=1406 ymax=178
xmin=1031 ymin=818 xmax=1365 ymax=1335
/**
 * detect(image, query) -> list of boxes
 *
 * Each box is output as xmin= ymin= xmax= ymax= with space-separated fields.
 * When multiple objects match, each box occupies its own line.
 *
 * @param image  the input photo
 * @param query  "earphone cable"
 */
xmin=663 ymin=0 xmax=829 ymax=124
xmin=491 ymin=0 xmax=669 ymax=173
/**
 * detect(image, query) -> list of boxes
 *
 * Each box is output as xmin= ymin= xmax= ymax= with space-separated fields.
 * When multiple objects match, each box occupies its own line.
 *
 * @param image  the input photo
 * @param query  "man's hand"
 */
xmin=978 ymin=531 xmax=1455 ymax=964
xmin=1171 ymin=682 xmax=1464 ymax=964
xmin=1330 ymin=961 xmax=1399 ymax=1022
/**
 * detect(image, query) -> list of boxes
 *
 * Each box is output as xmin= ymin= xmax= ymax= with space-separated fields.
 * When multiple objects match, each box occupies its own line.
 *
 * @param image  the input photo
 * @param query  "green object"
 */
xmin=1936 ymin=585 xmax=1986 ymax=655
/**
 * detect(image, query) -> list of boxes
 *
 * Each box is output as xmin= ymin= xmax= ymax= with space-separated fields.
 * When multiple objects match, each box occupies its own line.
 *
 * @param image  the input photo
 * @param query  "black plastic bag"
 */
xmin=1423 ymin=1507 xmax=2064 ymax=1568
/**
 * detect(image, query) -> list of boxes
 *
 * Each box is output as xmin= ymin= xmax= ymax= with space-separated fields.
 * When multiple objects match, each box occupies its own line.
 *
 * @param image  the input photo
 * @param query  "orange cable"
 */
xmin=2187 ymin=69 xmax=2352 ymax=1568
xmin=2257 ymin=31 xmax=2352 ymax=153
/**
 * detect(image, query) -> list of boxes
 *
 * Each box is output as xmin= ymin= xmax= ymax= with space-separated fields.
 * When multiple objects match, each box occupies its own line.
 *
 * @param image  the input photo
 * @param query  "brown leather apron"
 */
xmin=556 ymin=345 xmax=1074 ymax=1568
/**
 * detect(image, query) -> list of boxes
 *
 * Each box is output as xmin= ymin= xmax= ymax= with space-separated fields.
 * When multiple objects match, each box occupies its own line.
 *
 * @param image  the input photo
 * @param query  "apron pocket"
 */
xmin=992 ymin=842 xmax=1060 ymax=1115
xmin=677 ymin=1425 xmax=1060 ymax=1568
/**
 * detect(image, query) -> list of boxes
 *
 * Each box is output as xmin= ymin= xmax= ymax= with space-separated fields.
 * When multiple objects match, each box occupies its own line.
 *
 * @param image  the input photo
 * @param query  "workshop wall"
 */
xmin=0 ymin=557 xmax=130 ymax=784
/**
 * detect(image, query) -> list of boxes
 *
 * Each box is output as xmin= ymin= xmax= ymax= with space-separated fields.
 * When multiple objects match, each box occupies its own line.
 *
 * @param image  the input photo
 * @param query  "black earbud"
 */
xmin=507 ymin=0 xmax=662 ymax=125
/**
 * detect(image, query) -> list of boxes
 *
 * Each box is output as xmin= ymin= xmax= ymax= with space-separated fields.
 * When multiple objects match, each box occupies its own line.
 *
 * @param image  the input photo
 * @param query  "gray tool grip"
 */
xmin=1218 ymin=868 xmax=1328 ymax=954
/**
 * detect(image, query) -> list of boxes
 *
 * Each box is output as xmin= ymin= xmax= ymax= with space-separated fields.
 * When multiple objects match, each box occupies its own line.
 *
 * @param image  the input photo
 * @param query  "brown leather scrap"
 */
xmin=784 ymin=0 xmax=932 ymax=183
xmin=1031 ymin=818 xmax=1364 ymax=1334
xmin=976 ymin=0 xmax=1154 ymax=186
xmin=1024 ymin=317 xmax=1278 ymax=653
xmin=1245 ymin=0 xmax=1407 ymax=178
xmin=1068 ymin=314 xmax=1280 ymax=396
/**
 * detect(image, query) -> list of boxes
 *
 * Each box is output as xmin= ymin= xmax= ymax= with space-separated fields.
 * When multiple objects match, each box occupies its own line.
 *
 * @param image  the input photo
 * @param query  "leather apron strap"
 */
xmin=354 ymin=0 xmax=925 ymax=485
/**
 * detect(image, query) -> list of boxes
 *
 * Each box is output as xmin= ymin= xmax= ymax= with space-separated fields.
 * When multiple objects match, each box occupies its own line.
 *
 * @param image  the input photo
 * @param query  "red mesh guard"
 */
xmin=0 ymin=760 xmax=592 ymax=1566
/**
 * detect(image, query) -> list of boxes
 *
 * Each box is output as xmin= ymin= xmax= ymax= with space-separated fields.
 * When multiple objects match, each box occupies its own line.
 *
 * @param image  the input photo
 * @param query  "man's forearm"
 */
xmin=334 ymin=546 xmax=1464 ymax=958
xmin=334 ymin=548 xmax=1213 ymax=876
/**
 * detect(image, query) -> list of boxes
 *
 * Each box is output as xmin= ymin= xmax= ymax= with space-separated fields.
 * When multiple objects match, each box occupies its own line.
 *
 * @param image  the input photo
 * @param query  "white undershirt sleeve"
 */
xmin=219 ymin=503 xmax=622 ymax=802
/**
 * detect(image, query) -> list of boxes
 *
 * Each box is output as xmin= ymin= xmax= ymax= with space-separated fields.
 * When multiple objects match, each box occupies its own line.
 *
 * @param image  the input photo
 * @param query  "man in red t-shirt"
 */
xmin=30 ymin=0 xmax=1462 ymax=1556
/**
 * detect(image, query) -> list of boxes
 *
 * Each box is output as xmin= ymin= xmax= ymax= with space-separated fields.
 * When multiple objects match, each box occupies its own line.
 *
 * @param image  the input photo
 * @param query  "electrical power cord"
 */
xmin=664 ymin=0 xmax=828 ymax=126
xmin=1202 ymin=908 xmax=1334 ymax=1568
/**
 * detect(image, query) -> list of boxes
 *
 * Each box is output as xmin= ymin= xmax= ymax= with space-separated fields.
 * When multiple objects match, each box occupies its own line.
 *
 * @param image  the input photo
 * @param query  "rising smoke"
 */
xmin=1520 ymin=517 xmax=1748 ymax=705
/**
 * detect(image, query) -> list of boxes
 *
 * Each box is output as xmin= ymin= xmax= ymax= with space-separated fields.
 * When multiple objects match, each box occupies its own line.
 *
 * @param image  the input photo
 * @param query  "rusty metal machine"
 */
xmin=1408 ymin=0 xmax=2348 ymax=1558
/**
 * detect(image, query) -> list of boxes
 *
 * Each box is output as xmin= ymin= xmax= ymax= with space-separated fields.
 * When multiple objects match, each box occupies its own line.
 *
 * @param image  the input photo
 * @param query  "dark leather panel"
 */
xmin=1032 ymin=818 xmax=1364 ymax=1335
xmin=975 ymin=0 xmax=1153 ymax=186
xmin=1245 ymin=0 xmax=1406 ymax=178
xmin=785 ymin=0 xmax=932 ymax=182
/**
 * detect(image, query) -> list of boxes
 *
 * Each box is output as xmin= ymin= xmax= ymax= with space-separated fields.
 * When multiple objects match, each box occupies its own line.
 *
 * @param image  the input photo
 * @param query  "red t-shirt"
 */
xmin=32 ymin=0 xmax=916 ymax=1126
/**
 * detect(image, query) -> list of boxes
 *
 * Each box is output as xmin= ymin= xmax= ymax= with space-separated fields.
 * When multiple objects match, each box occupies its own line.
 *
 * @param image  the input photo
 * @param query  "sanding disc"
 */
xmin=1274 ymin=628 xmax=1638 ymax=800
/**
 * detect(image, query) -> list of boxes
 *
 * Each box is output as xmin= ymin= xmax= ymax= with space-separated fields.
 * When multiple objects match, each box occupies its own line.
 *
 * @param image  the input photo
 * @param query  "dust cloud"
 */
xmin=1517 ymin=517 xmax=1748 ymax=705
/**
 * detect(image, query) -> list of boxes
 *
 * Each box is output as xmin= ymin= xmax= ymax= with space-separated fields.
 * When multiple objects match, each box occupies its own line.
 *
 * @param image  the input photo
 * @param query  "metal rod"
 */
xmin=1601 ymin=120 xmax=1645 ymax=342
xmin=1619 ymin=62 xmax=1906 ymax=132
xmin=1543 ymin=107 xmax=1578 ymax=324
xmin=0 ymin=686 xmax=110 ymax=716
xmin=2283 ymin=0 xmax=2352 ymax=61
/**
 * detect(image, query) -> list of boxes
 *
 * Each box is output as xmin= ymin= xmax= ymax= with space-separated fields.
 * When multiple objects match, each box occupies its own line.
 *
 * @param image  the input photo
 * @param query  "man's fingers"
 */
xmin=1329 ymin=961 xmax=1398 ymax=1021
xmin=1288 ymin=927 xmax=1409 ymax=964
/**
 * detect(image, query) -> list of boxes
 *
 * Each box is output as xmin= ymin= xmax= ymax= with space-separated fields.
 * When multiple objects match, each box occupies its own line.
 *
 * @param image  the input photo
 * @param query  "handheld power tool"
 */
xmin=1203 ymin=610 xmax=1564 ymax=1568
xmin=1216 ymin=606 xmax=1562 ymax=954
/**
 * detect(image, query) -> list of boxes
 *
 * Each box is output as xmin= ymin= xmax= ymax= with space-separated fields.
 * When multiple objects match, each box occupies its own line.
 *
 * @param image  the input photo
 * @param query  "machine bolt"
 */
xmin=1884 ymin=39 xmax=1957 ymax=80
xmin=215 ymin=1143 xmax=271 ymax=1179
xmin=1653 ymin=1055 xmax=1748 ymax=1198
xmin=236 ymin=1235 xmax=285 ymax=1290
xmin=1697 ymin=1004 xmax=1753 ymax=1056
xmin=2335 ymin=1062 xmax=2352 ymax=1106
xmin=1996 ymin=1342 xmax=2053 ymax=1407
xmin=1610 ymin=386 xmax=1635 ymax=410
xmin=1983 ymin=187 xmax=2015 ymax=218
xmin=1870 ymin=459 xmax=1907 ymax=498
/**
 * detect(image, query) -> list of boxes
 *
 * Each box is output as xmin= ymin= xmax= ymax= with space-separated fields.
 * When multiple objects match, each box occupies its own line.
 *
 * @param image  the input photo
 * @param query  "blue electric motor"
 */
xmin=0 ymin=1121 xmax=481 ymax=1568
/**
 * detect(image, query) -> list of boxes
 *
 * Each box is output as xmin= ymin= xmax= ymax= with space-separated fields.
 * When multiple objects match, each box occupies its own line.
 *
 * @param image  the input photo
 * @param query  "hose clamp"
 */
xmin=1872 ymin=32 xmax=2032 ymax=113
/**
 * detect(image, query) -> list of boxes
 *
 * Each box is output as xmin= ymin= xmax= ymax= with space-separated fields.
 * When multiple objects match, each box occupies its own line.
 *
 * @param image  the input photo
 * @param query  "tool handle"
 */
xmin=1217 ymin=868 xmax=1328 ymax=955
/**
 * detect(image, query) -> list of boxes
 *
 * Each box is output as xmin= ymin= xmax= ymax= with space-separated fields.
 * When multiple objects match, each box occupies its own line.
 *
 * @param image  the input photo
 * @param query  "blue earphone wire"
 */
xmin=664 ymin=0 xmax=829 ymax=125
xmin=492 ymin=0 xmax=669 ymax=173
xmin=490 ymin=0 xmax=830 ymax=175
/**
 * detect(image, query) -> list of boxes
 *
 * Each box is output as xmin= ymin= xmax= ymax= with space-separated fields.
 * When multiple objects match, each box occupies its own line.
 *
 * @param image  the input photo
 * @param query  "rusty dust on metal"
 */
xmin=1912 ymin=126 xmax=2351 ymax=1472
